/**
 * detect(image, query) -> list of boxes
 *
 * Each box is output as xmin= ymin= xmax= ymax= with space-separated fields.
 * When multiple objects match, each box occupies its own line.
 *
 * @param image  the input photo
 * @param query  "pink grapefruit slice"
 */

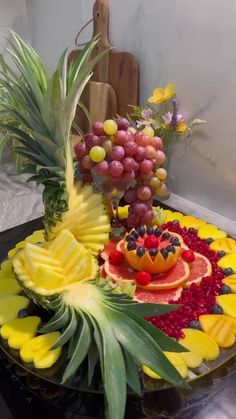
xmin=134 ymin=287 xmax=182 ymax=304
xmin=104 ymin=260 xmax=136 ymax=283
xmin=184 ymin=252 xmax=212 ymax=288
xmin=137 ymin=259 xmax=190 ymax=291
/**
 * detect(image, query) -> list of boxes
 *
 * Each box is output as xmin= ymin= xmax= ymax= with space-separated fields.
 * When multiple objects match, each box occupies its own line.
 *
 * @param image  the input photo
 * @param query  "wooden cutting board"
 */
xmin=69 ymin=0 xmax=139 ymax=130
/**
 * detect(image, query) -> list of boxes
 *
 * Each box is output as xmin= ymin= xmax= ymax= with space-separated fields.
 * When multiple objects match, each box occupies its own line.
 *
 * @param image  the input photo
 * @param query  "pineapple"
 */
xmin=1 ymin=33 xmax=189 ymax=419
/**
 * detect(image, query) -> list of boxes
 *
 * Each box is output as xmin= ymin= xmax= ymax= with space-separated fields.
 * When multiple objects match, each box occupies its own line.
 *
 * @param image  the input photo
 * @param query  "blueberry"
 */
xmin=127 ymin=241 xmax=137 ymax=251
xmin=172 ymin=220 xmax=179 ymax=225
xmin=211 ymin=304 xmax=223 ymax=314
xmin=223 ymin=267 xmax=234 ymax=276
xmin=161 ymin=249 xmax=168 ymax=259
xmin=217 ymin=250 xmax=226 ymax=258
xmin=205 ymin=238 xmax=213 ymax=244
xmin=170 ymin=237 xmax=181 ymax=246
xmin=149 ymin=248 xmax=158 ymax=257
xmin=188 ymin=227 xmax=196 ymax=234
xmin=18 ymin=309 xmax=29 ymax=318
xmin=166 ymin=245 xmax=176 ymax=254
xmin=131 ymin=230 xmax=139 ymax=239
xmin=189 ymin=320 xmax=201 ymax=330
xmin=146 ymin=226 xmax=154 ymax=235
xmin=220 ymin=285 xmax=232 ymax=294
xmin=136 ymin=247 xmax=145 ymax=257
xmin=137 ymin=226 xmax=146 ymax=236
xmin=126 ymin=235 xmax=135 ymax=242
xmin=154 ymin=228 xmax=162 ymax=237
xmin=162 ymin=232 xmax=171 ymax=240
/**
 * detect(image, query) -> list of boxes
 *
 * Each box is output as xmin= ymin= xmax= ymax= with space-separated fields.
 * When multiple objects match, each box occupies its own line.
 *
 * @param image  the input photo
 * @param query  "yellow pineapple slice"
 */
xmin=48 ymin=182 xmax=111 ymax=254
xmin=1 ymin=316 xmax=41 ymax=349
xmin=0 ymin=260 xmax=22 ymax=297
xmin=143 ymin=351 xmax=188 ymax=379
xmin=0 ymin=295 xmax=29 ymax=325
xmin=34 ymin=268 xmax=65 ymax=290
xmin=198 ymin=224 xmax=227 ymax=240
xmin=65 ymin=253 xmax=98 ymax=285
xmin=216 ymin=294 xmax=236 ymax=317
xmin=179 ymin=328 xmax=219 ymax=361
xmin=25 ymin=230 xmax=45 ymax=244
xmin=222 ymin=274 xmax=236 ymax=292
xmin=20 ymin=332 xmax=62 ymax=368
xmin=77 ymin=234 xmax=109 ymax=245
xmin=210 ymin=238 xmax=236 ymax=254
xmin=217 ymin=253 xmax=236 ymax=273
xmin=180 ymin=216 xmax=206 ymax=230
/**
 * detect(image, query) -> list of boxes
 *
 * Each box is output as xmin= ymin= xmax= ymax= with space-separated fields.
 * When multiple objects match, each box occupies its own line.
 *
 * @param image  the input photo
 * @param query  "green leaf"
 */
xmin=123 ymin=349 xmax=141 ymax=396
xmin=40 ymin=306 xmax=69 ymax=333
xmin=121 ymin=302 xmax=180 ymax=317
xmin=87 ymin=341 xmax=99 ymax=386
xmin=62 ymin=311 xmax=91 ymax=383
xmin=94 ymin=309 xmax=127 ymax=419
xmin=127 ymin=310 xmax=188 ymax=353
xmin=107 ymin=307 xmax=189 ymax=389
xmin=51 ymin=308 xmax=77 ymax=349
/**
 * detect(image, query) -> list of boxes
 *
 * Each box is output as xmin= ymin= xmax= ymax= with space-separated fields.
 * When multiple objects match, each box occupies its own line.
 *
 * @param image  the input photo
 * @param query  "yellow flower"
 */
xmin=148 ymin=83 xmax=176 ymax=104
xmin=176 ymin=122 xmax=188 ymax=133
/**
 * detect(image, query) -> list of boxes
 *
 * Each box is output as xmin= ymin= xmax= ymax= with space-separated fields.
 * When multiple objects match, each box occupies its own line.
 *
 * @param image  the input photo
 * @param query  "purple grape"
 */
xmin=110 ymin=145 xmax=125 ymax=161
xmin=109 ymin=160 xmax=124 ymax=177
xmin=116 ymin=117 xmax=130 ymax=131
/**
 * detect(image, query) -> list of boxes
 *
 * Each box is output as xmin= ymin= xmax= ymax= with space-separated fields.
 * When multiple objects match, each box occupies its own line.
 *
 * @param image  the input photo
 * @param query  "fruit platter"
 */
xmin=1 ymin=33 xmax=236 ymax=419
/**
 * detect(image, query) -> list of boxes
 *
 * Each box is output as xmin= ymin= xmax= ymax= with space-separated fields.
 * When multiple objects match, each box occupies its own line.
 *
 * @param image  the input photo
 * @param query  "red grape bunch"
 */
xmin=74 ymin=117 xmax=168 ymax=227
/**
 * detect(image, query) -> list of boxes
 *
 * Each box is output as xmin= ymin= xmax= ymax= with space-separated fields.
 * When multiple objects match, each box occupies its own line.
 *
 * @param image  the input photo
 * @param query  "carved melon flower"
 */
xmin=148 ymin=83 xmax=176 ymax=104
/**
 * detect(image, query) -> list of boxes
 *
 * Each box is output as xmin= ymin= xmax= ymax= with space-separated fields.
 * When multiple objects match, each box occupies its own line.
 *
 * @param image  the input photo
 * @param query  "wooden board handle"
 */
xmin=92 ymin=0 xmax=110 ymax=50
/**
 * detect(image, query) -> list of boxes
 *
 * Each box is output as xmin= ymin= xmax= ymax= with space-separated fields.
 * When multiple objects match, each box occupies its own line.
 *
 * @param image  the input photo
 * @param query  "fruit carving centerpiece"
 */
xmin=74 ymin=118 xmax=168 ymax=228
xmin=2 ymin=33 xmax=236 ymax=419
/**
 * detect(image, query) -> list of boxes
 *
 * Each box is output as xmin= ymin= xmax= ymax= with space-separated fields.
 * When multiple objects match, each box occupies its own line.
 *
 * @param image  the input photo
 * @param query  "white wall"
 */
xmin=3 ymin=0 xmax=236 ymax=220
xmin=0 ymin=0 xmax=29 ymax=49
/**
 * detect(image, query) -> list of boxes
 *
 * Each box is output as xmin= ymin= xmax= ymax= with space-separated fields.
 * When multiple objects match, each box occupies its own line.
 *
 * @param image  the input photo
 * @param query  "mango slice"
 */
xmin=179 ymin=328 xmax=219 ymax=361
xmin=143 ymin=351 xmax=188 ymax=379
xmin=198 ymin=224 xmax=227 ymax=240
xmin=210 ymin=238 xmax=236 ymax=254
xmin=217 ymin=253 xmax=236 ymax=273
xmin=163 ymin=210 xmax=183 ymax=222
xmin=0 ymin=316 xmax=41 ymax=349
xmin=0 ymin=260 xmax=22 ymax=297
xmin=180 ymin=216 xmax=206 ymax=230
xmin=20 ymin=332 xmax=62 ymax=369
xmin=216 ymin=294 xmax=236 ymax=318
xmin=0 ymin=295 xmax=29 ymax=325
xmin=178 ymin=349 xmax=203 ymax=368
xmin=199 ymin=314 xmax=236 ymax=348
xmin=222 ymin=274 xmax=236 ymax=292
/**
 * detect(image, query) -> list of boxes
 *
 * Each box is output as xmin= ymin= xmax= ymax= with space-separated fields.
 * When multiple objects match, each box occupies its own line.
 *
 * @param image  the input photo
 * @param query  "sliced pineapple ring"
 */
xmin=13 ymin=229 xmax=98 ymax=296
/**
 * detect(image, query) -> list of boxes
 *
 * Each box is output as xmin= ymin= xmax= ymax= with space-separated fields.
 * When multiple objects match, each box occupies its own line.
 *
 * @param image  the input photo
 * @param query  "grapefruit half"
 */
xmin=184 ymin=252 xmax=212 ymax=287
xmin=137 ymin=259 xmax=190 ymax=291
xmin=134 ymin=287 xmax=182 ymax=304
xmin=100 ymin=240 xmax=119 ymax=260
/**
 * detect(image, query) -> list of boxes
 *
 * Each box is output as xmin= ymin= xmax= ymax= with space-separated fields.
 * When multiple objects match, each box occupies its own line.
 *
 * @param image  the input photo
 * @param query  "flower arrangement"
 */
xmin=130 ymin=83 xmax=206 ymax=154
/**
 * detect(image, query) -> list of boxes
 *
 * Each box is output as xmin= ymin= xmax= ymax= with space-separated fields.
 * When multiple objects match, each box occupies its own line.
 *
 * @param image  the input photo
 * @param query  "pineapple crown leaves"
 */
xmin=0 ymin=31 xmax=107 ymax=179
xmin=41 ymin=282 xmax=190 ymax=419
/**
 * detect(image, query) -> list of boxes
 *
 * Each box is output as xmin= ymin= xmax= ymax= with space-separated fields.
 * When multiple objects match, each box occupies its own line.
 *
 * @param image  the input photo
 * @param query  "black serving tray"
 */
xmin=1 ymin=217 xmax=236 ymax=418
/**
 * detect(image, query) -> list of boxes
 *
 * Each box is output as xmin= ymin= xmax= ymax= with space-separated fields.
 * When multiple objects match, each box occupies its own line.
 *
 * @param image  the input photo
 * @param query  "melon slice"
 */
xmin=179 ymin=328 xmax=219 ymax=361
